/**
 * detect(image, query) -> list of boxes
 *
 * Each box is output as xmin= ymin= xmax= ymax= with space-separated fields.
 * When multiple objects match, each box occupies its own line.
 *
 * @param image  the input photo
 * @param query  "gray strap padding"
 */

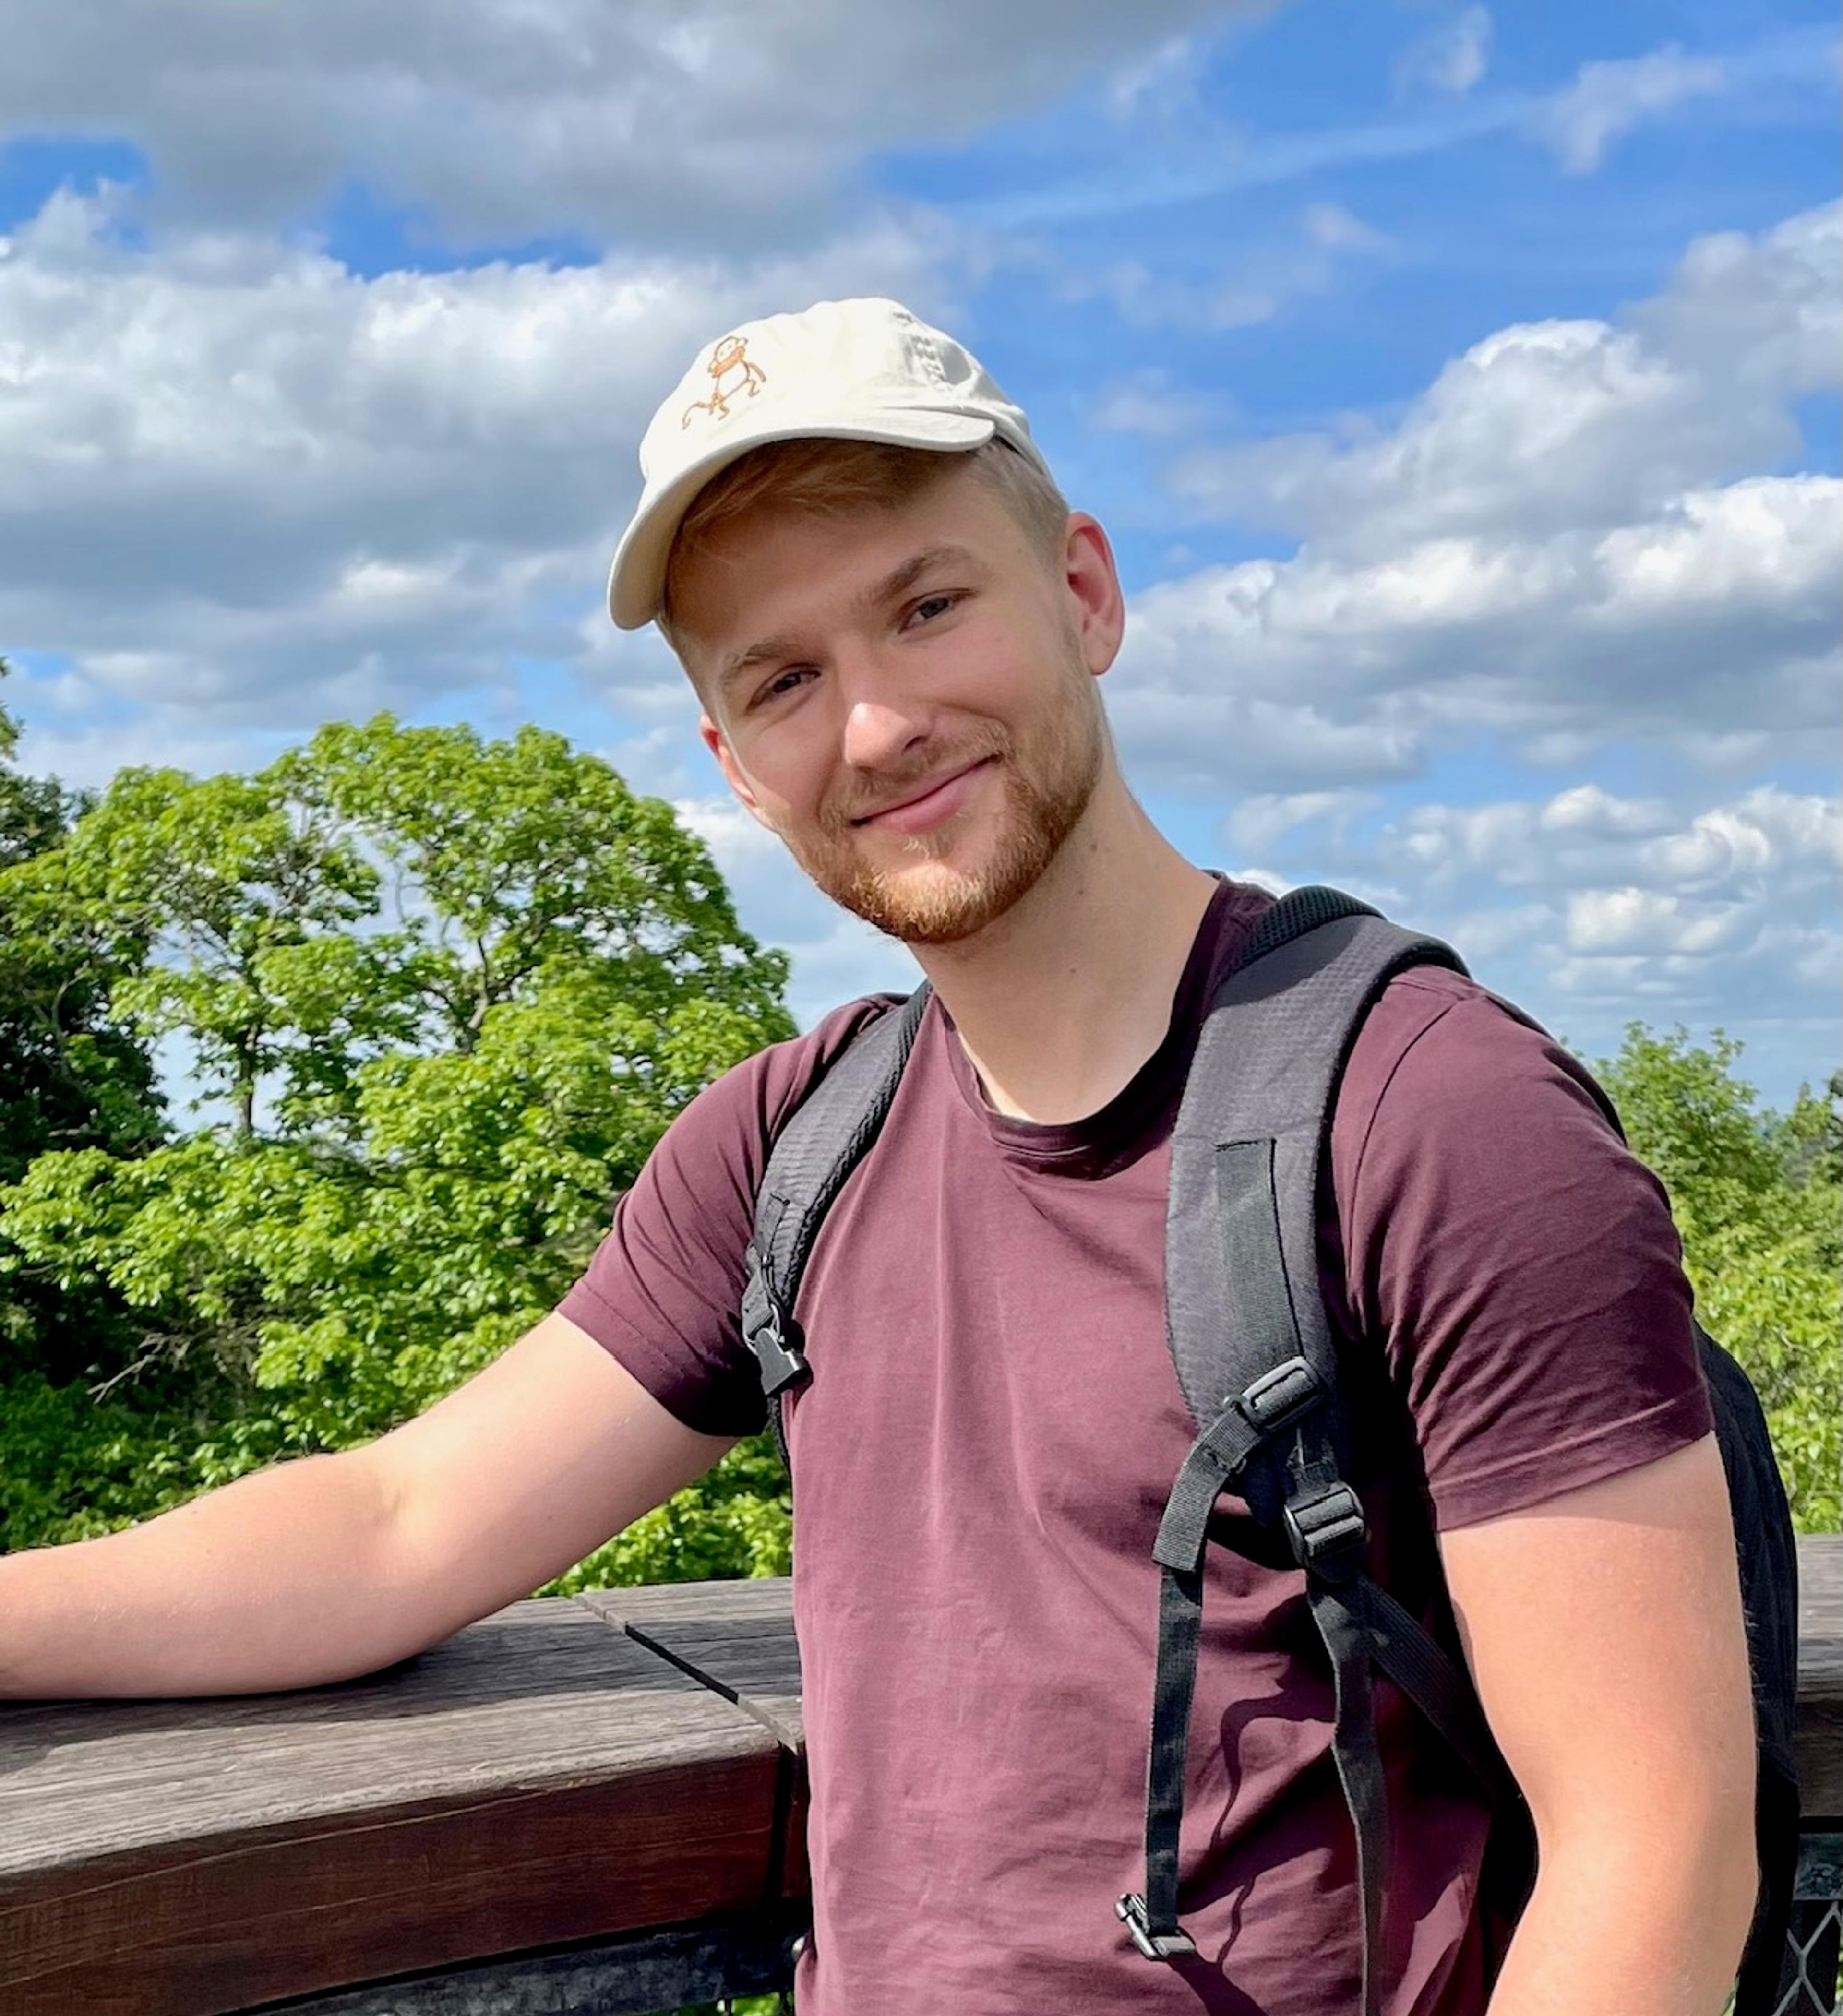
xmin=742 ymin=984 xmax=930 ymax=1441
xmin=1164 ymin=902 xmax=1465 ymax=1440
xmin=754 ymin=984 xmax=931 ymax=1314
xmin=1126 ymin=891 xmax=1487 ymax=1989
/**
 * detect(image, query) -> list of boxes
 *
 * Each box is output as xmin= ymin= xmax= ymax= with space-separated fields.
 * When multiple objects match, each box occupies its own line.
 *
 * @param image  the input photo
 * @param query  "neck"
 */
xmin=906 ymin=770 xmax=1218 ymax=1123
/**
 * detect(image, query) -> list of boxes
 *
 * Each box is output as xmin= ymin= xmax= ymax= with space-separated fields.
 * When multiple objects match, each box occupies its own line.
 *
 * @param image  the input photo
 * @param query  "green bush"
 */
xmin=1597 ymin=1028 xmax=1841 ymax=1533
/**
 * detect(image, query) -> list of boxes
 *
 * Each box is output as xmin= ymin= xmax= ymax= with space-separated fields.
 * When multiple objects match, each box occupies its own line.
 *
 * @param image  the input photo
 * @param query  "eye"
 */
xmin=905 ymin=590 xmax=964 ymax=629
xmin=749 ymin=665 xmax=814 ymax=711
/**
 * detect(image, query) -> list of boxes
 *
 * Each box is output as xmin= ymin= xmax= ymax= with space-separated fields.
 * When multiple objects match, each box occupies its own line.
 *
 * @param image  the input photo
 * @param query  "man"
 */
xmin=1 ymin=299 xmax=1757 ymax=2013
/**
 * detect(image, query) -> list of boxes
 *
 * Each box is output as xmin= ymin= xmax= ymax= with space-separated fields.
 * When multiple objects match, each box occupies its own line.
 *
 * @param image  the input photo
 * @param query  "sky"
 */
xmin=1 ymin=0 xmax=1837 ymax=1102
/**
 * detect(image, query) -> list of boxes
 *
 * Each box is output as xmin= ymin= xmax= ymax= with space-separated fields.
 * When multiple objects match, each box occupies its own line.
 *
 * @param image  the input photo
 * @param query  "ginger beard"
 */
xmin=783 ymin=644 xmax=1106 ymax=946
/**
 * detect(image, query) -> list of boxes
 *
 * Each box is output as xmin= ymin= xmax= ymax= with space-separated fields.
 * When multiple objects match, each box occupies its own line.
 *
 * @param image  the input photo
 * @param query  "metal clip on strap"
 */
xmin=1115 ymin=1890 xmax=1197 ymax=1962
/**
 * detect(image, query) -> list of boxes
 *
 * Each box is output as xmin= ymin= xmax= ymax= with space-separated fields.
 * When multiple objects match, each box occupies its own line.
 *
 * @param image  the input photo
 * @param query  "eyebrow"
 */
xmin=715 ymin=543 xmax=980 ymax=698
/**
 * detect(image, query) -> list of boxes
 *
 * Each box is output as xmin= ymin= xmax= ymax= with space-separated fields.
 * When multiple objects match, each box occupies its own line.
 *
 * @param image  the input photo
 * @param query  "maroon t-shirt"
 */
xmin=559 ymin=880 xmax=1711 ymax=2014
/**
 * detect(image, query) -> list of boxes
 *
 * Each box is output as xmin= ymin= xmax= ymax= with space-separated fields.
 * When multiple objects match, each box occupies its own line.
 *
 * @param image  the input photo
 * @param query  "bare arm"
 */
xmin=0 ymin=1313 xmax=734 ymax=1698
xmin=1440 ymin=1434 xmax=1758 ymax=2016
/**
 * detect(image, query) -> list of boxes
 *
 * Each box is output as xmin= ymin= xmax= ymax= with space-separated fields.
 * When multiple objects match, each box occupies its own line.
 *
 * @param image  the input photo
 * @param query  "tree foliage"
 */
xmin=1598 ymin=1026 xmax=1841 ymax=1532
xmin=0 ymin=700 xmax=1834 ymax=1575
xmin=0 ymin=715 xmax=794 ymax=1560
xmin=0 ymin=669 xmax=165 ymax=1392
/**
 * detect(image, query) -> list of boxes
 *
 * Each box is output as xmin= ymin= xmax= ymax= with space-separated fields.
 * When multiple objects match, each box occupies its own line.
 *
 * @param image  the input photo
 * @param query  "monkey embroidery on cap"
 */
xmin=682 ymin=334 xmax=767 ymax=428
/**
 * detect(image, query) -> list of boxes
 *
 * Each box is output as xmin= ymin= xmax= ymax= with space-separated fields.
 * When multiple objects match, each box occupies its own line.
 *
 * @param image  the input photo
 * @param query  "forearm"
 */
xmin=1486 ymin=1822 xmax=1756 ymax=2016
xmin=0 ymin=1449 xmax=441 ymax=1699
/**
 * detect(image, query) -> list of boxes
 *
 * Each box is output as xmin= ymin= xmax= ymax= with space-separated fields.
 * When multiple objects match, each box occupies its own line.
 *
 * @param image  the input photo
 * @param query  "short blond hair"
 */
xmin=660 ymin=436 xmax=1070 ymax=635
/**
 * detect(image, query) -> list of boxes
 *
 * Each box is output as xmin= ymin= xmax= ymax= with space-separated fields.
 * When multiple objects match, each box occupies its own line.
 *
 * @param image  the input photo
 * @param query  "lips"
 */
xmin=849 ymin=757 xmax=995 ymax=834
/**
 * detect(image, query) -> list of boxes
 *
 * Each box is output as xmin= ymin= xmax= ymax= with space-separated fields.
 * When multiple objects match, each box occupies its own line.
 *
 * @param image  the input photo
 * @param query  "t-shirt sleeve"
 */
xmin=556 ymin=996 xmax=900 ymax=1438
xmin=1330 ymin=970 xmax=1714 ymax=1532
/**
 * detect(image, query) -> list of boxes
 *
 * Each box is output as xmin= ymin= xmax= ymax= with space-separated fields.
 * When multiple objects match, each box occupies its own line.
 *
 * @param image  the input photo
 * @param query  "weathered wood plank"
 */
xmin=577 ymin=1582 xmax=802 ymax=1749
xmin=1800 ymin=1534 xmax=1842 ymax=1641
xmin=0 ymin=1540 xmax=1833 ymax=2016
xmin=577 ymin=1582 xmax=808 ymax=1900
xmin=1796 ymin=1534 xmax=1842 ymax=1820
xmin=0 ymin=1600 xmax=785 ymax=2016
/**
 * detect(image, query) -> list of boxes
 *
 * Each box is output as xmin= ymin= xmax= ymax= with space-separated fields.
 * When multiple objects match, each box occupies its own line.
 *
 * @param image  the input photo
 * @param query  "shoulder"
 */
xmin=1330 ymin=963 xmax=1613 ymax=1196
xmin=636 ymin=990 xmax=913 ymax=1233
xmin=682 ymin=991 xmax=909 ymax=1179
xmin=556 ymin=990 xmax=910 ymax=1437
xmin=1330 ymin=959 xmax=1641 ymax=1281
xmin=1326 ymin=961 xmax=1709 ymax=1528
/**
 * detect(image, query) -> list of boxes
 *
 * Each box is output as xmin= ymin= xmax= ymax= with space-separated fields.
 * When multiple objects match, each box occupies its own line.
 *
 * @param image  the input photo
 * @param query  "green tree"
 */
xmin=1598 ymin=1026 xmax=1842 ymax=1532
xmin=0 ymin=668 xmax=165 ymax=1390
xmin=0 ymin=715 xmax=794 ymax=1565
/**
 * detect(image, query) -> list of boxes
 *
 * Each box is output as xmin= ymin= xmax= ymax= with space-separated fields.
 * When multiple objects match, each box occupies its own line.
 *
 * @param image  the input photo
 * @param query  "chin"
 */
xmin=789 ymin=706 xmax=1104 ymax=946
xmin=824 ymin=834 xmax=1054 ymax=945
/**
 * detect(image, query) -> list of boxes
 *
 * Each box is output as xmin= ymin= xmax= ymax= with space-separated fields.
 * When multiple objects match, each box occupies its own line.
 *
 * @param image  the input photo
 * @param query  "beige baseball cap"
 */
xmin=607 ymin=296 xmax=1049 ymax=630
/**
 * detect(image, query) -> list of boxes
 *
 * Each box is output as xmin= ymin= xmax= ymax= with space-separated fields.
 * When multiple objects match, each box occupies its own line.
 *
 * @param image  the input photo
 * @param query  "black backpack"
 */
xmin=739 ymin=886 xmax=1802 ymax=2014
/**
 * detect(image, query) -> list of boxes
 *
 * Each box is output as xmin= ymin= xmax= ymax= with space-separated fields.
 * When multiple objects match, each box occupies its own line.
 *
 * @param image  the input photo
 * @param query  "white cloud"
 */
xmin=1300 ymin=201 xmax=1390 ymax=253
xmin=1177 ymin=201 xmax=1838 ymax=547
xmin=1107 ymin=36 xmax=1205 ymax=128
xmin=0 ymin=0 xmax=1258 ymax=248
xmin=1634 ymin=204 xmax=1843 ymax=400
xmin=1061 ymin=256 xmax=1280 ymax=333
xmin=1377 ymin=783 xmax=1839 ymax=895
xmin=1224 ymin=788 xmax=1377 ymax=853
xmin=1531 ymin=44 xmax=1727 ymax=175
xmin=1396 ymin=7 xmax=1492 ymax=97
xmin=1222 ymin=782 xmax=1841 ymax=1046
xmin=955 ymin=23 xmax=1833 ymax=235
xmin=0 ymin=185 xmax=954 ymax=731
xmin=1090 ymin=369 xmax=1233 ymax=438
xmin=1114 ymin=472 xmax=1837 ymax=790
xmin=1115 ymin=203 xmax=1841 ymax=790
xmin=1047 ymin=195 xmax=1391 ymax=334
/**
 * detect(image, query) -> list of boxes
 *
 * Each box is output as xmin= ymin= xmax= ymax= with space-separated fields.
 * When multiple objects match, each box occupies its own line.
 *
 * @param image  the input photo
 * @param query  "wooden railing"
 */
xmin=1 ymin=1539 xmax=1837 ymax=2016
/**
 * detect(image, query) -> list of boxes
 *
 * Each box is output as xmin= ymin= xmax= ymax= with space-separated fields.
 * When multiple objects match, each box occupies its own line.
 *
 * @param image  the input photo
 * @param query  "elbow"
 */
xmin=1523 ymin=1764 xmax=1759 ymax=1987
xmin=1689 ymin=1730 xmax=1762 ymax=1976
xmin=1707 ymin=1797 xmax=1761 ymax=1980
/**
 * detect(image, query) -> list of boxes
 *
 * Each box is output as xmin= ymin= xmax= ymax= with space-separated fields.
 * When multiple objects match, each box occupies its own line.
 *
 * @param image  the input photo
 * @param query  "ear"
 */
xmin=699 ymin=712 xmax=774 ymax=830
xmin=1061 ymin=513 xmax=1125 ymax=678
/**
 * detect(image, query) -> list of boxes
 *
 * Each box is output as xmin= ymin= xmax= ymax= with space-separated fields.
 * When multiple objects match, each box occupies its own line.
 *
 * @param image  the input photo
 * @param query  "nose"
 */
xmin=837 ymin=650 xmax=932 ymax=774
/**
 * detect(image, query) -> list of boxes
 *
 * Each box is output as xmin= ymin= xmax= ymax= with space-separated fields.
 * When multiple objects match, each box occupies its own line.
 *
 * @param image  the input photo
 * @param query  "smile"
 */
xmin=850 ymin=758 xmax=996 ymax=835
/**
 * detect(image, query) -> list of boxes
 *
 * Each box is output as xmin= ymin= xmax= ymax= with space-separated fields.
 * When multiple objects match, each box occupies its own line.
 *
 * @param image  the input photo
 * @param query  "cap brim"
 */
xmin=607 ymin=409 xmax=999 ymax=630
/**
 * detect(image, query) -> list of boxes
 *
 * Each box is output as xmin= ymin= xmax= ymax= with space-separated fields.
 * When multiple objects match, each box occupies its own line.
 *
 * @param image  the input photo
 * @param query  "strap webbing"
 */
xmin=742 ymin=983 xmax=931 ymax=1471
xmin=1337 ymin=1575 xmax=1525 ymax=1812
xmin=1309 ymin=1579 xmax=1387 ymax=2016
xmin=1134 ymin=1563 xmax=1206 ymax=1958
xmin=1127 ymin=890 xmax=1526 ymax=2007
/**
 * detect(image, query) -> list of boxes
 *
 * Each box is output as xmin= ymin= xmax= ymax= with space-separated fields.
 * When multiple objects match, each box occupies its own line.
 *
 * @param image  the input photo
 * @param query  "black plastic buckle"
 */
xmin=1282 ymin=1482 xmax=1368 ymax=1579
xmin=751 ymin=1303 xmax=809 ymax=1398
xmin=742 ymin=1253 xmax=811 ymax=1399
xmin=1236 ymin=1355 xmax=1321 ymax=1437
xmin=1116 ymin=1893 xmax=1198 ymax=1962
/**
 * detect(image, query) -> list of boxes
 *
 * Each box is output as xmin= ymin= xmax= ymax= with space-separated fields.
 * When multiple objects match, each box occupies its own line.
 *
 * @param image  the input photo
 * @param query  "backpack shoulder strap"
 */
xmin=741 ymin=983 xmax=931 ymax=1462
xmin=1164 ymin=886 xmax=1464 ymax=1439
xmin=1123 ymin=890 xmax=1533 ymax=2009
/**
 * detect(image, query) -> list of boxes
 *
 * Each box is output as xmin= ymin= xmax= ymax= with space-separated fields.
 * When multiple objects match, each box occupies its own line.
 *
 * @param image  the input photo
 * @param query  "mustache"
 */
xmin=818 ymin=730 xmax=1013 ymax=835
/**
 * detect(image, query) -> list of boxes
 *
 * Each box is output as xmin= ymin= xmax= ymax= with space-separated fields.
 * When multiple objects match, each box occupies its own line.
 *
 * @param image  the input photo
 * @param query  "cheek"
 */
xmin=723 ymin=729 xmax=828 ymax=828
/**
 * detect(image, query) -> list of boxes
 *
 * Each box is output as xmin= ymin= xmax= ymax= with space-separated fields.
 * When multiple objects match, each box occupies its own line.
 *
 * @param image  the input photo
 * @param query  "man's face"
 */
xmin=672 ymin=459 xmax=1122 ymax=945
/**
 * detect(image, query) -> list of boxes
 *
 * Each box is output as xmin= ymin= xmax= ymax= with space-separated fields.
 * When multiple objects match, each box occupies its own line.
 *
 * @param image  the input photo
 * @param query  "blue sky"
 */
xmin=0 ymin=0 xmax=1836 ymax=1099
